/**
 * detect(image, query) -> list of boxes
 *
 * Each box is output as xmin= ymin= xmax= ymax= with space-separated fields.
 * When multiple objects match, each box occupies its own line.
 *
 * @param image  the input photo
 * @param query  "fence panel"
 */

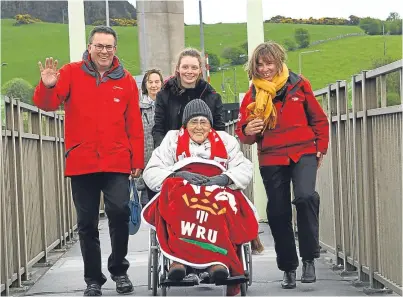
xmin=314 ymin=60 xmax=402 ymax=294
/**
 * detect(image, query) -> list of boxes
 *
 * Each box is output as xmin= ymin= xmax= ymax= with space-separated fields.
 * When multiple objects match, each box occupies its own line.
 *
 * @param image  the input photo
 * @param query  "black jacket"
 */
xmin=152 ymin=77 xmax=225 ymax=147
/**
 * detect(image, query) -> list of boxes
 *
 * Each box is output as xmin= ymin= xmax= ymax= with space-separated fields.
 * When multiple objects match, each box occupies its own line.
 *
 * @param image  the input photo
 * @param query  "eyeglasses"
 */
xmin=92 ymin=44 xmax=116 ymax=52
xmin=187 ymin=118 xmax=210 ymax=128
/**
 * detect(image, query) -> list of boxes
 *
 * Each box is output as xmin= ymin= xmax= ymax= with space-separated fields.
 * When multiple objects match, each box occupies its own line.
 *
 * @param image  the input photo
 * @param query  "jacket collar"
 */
xmin=162 ymin=76 xmax=215 ymax=98
xmin=139 ymin=95 xmax=155 ymax=109
xmin=81 ymin=51 xmax=125 ymax=81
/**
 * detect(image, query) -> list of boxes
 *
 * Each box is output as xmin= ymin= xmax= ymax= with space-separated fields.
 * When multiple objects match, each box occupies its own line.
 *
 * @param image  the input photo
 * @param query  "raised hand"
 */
xmin=38 ymin=57 xmax=59 ymax=88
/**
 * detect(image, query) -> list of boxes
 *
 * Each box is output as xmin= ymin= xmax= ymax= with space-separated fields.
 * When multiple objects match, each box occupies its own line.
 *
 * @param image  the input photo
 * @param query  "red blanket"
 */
xmin=142 ymin=166 xmax=258 ymax=276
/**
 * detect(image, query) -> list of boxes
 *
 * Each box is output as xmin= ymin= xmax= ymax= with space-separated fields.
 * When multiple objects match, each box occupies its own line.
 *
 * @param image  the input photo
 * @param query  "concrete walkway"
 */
xmin=21 ymin=218 xmax=374 ymax=296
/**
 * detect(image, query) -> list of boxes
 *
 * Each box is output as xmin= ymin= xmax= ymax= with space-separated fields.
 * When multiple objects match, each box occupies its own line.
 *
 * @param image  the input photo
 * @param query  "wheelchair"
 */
xmin=147 ymin=229 xmax=253 ymax=296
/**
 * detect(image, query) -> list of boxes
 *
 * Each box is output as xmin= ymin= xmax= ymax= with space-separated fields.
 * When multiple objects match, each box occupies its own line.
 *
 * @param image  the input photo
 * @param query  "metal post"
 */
xmin=106 ymin=0 xmax=110 ymax=27
xmin=68 ymin=0 xmax=86 ymax=62
xmin=299 ymin=50 xmax=321 ymax=75
xmin=199 ymin=0 xmax=206 ymax=79
xmin=137 ymin=0 xmax=148 ymax=73
xmin=382 ymin=23 xmax=386 ymax=56
xmin=351 ymin=74 xmax=363 ymax=282
xmin=233 ymin=68 xmax=237 ymax=102
xmin=299 ymin=53 xmax=302 ymax=74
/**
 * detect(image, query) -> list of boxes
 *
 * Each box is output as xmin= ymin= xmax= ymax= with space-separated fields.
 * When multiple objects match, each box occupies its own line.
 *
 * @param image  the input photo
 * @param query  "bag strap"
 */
xmin=129 ymin=179 xmax=140 ymax=203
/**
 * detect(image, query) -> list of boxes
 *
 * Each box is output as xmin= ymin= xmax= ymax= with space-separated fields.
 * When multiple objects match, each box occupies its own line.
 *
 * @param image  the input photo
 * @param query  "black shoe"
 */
xmin=281 ymin=271 xmax=296 ymax=289
xmin=111 ymin=274 xmax=134 ymax=294
xmin=84 ymin=284 xmax=102 ymax=296
xmin=301 ymin=260 xmax=316 ymax=283
xmin=207 ymin=264 xmax=229 ymax=282
xmin=167 ymin=262 xmax=187 ymax=281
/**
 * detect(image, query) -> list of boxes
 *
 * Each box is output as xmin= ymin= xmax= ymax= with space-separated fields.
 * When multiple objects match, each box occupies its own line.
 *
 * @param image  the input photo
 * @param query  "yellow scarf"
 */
xmin=246 ymin=63 xmax=289 ymax=131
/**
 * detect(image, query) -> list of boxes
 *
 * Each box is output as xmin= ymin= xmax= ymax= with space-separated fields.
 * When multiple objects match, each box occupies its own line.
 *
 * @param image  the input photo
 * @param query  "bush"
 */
xmin=14 ymin=14 xmax=41 ymax=26
xmin=295 ymin=28 xmax=310 ymax=48
xmin=1 ymin=78 xmax=34 ymax=104
xmin=221 ymin=47 xmax=247 ymax=66
xmin=206 ymin=52 xmax=220 ymax=72
xmin=386 ymin=19 xmax=402 ymax=35
xmin=92 ymin=18 xmax=137 ymax=27
xmin=92 ymin=20 xmax=106 ymax=26
xmin=110 ymin=18 xmax=137 ymax=26
xmin=359 ymin=18 xmax=382 ymax=35
xmin=283 ymin=38 xmax=298 ymax=51
xmin=241 ymin=41 xmax=248 ymax=53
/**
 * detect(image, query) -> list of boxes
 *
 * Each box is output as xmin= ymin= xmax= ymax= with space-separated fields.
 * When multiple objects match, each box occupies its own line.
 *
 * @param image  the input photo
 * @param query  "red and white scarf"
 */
xmin=176 ymin=127 xmax=228 ymax=169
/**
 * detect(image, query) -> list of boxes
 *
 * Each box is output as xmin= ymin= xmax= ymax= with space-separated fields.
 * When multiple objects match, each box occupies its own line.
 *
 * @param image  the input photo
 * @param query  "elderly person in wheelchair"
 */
xmin=142 ymin=99 xmax=258 ymax=296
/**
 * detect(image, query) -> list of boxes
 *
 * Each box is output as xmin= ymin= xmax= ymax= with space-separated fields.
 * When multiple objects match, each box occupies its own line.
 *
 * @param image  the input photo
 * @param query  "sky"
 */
xmin=129 ymin=0 xmax=402 ymax=25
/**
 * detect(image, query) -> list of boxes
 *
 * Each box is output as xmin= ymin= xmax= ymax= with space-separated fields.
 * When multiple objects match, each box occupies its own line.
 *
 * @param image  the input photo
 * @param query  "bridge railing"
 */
xmin=0 ymin=97 xmax=75 ymax=295
xmin=314 ymin=60 xmax=402 ymax=294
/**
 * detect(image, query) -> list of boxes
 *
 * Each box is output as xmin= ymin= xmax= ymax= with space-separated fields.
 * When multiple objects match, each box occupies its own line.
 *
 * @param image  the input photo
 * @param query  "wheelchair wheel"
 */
xmin=152 ymin=242 xmax=158 ymax=296
xmin=244 ymin=244 xmax=253 ymax=287
xmin=148 ymin=230 xmax=153 ymax=290
xmin=240 ymin=283 xmax=247 ymax=296
xmin=160 ymin=254 xmax=169 ymax=296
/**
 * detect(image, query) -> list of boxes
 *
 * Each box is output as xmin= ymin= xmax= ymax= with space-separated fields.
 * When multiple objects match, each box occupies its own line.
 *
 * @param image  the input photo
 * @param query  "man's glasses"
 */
xmin=92 ymin=44 xmax=116 ymax=52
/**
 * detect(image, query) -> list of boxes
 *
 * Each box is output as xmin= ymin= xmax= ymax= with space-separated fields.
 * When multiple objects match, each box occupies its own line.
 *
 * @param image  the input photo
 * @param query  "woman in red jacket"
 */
xmin=236 ymin=41 xmax=329 ymax=289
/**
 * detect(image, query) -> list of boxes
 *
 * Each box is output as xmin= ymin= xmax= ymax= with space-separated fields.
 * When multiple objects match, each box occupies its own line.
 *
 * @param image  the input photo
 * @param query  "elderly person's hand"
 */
xmin=202 ymin=174 xmax=230 ymax=187
xmin=173 ymin=171 xmax=209 ymax=185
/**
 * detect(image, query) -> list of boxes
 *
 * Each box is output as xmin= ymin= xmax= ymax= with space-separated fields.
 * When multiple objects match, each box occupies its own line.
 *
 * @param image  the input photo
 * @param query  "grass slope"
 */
xmin=211 ymin=35 xmax=402 ymax=102
xmin=1 ymin=19 xmax=401 ymax=102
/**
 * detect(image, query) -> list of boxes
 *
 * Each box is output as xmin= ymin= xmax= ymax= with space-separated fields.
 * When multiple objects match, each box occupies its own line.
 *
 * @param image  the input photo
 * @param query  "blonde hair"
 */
xmin=245 ymin=41 xmax=287 ymax=80
xmin=175 ymin=47 xmax=203 ymax=81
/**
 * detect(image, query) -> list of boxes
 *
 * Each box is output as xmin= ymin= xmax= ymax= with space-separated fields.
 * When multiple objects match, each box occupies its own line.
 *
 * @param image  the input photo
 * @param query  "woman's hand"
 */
xmin=244 ymin=119 xmax=265 ymax=136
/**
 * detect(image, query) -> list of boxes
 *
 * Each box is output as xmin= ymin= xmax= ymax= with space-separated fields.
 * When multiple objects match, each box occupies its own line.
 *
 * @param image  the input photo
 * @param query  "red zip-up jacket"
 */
xmin=236 ymin=71 xmax=329 ymax=166
xmin=33 ymin=51 xmax=144 ymax=176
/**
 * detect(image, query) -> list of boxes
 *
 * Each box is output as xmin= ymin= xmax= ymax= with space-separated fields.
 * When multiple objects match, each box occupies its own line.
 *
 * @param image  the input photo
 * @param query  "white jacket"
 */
xmin=143 ymin=130 xmax=253 ymax=192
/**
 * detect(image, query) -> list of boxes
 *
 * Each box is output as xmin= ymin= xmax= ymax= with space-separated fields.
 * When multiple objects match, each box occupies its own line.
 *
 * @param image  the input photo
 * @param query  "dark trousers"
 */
xmin=144 ymin=184 xmax=157 ymax=206
xmin=71 ymin=172 xmax=130 ymax=286
xmin=260 ymin=154 xmax=320 ymax=272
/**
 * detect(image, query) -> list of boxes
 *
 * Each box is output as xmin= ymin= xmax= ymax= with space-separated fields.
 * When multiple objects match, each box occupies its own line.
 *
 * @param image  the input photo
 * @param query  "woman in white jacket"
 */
xmin=142 ymin=99 xmax=257 ymax=296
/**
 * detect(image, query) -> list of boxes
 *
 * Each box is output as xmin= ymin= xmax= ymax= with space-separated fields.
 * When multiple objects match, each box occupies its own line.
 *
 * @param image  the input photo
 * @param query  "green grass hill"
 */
xmin=1 ymin=19 xmax=402 ymax=103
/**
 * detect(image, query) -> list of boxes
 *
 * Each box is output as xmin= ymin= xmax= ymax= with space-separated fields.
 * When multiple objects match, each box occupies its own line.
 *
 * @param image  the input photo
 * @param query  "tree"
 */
xmin=387 ymin=19 xmax=403 ymax=35
xmin=359 ymin=17 xmax=382 ymax=35
xmin=294 ymin=28 xmax=310 ymax=48
xmin=372 ymin=57 xmax=400 ymax=106
xmin=348 ymin=15 xmax=360 ymax=25
xmin=283 ymin=38 xmax=297 ymax=51
xmin=1 ymin=78 xmax=34 ymax=104
xmin=206 ymin=52 xmax=220 ymax=72
xmin=241 ymin=41 xmax=248 ymax=53
xmin=386 ymin=12 xmax=400 ymax=21
xmin=221 ymin=47 xmax=247 ymax=65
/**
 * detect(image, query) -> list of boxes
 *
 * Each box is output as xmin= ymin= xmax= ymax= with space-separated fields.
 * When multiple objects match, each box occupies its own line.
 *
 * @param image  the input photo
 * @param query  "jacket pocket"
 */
xmin=65 ymin=143 xmax=82 ymax=158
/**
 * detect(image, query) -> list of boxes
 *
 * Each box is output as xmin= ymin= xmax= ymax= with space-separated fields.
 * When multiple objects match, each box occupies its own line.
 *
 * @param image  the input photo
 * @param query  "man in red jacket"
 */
xmin=33 ymin=26 xmax=144 ymax=296
xmin=236 ymin=42 xmax=329 ymax=289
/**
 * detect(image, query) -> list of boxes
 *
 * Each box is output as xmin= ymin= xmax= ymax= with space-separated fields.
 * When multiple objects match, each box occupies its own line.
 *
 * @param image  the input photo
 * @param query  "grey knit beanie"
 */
xmin=182 ymin=99 xmax=213 ymax=127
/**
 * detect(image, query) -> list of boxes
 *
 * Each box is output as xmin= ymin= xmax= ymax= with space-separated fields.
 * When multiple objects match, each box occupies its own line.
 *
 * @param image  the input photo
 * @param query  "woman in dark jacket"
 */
xmin=152 ymin=48 xmax=225 ymax=147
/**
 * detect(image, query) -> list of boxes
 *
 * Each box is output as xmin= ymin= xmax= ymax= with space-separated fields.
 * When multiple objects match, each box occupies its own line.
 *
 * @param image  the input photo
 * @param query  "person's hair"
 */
xmin=175 ymin=48 xmax=203 ymax=81
xmin=246 ymin=41 xmax=287 ymax=80
xmin=141 ymin=68 xmax=164 ymax=95
xmin=88 ymin=26 xmax=118 ymax=45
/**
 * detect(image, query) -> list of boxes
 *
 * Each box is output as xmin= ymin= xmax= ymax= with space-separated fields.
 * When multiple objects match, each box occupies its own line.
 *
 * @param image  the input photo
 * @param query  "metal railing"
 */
xmin=1 ymin=60 xmax=401 ymax=294
xmin=314 ymin=60 xmax=402 ymax=294
xmin=0 ymin=97 xmax=75 ymax=295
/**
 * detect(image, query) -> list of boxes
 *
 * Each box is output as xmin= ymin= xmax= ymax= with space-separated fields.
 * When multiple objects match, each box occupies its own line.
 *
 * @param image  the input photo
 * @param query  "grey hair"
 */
xmin=88 ymin=26 xmax=118 ymax=45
